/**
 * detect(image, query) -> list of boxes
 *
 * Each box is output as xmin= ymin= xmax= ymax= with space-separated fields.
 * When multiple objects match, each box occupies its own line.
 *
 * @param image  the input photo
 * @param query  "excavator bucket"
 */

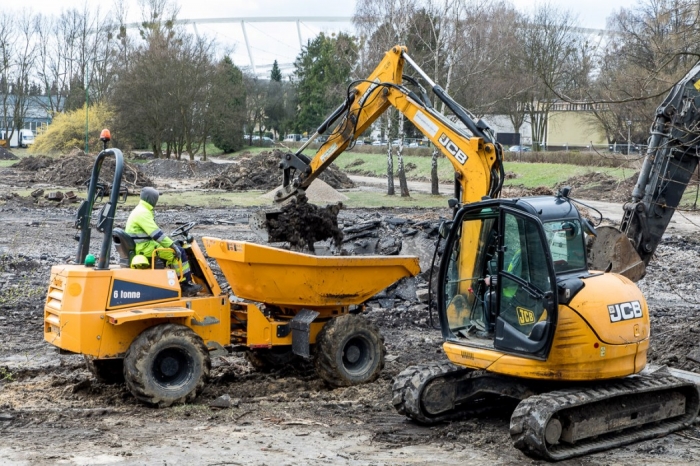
xmin=250 ymin=196 xmax=344 ymax=252
xmin=588 ymin=226 xmax=646 ymax=282
xmin=249 ymin=210 xmax=276 ymax=242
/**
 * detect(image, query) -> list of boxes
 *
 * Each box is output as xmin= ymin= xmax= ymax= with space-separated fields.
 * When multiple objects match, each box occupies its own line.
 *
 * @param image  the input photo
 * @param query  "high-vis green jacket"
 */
xmin=125 ymin=200 xmax=174 ymax=258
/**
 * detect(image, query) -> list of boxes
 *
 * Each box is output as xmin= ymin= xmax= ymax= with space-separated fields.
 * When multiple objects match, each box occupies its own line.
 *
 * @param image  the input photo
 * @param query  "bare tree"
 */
xmin=0 ymin=12 xmax=15 ymax=136
xmin=243 ymin=73 xmax=269 ymax=145
xmin=515 ymin=5 xmax=585 ymax=151
xmin=354 ymin=0 xmax=415 ymax=196
xmin=6 ymin=10 xmax=37 ymax=139
xmin=592 ymin=0 xmax=700 ymax=146
xmin=411 ymin=0 xmax=469 ymax=194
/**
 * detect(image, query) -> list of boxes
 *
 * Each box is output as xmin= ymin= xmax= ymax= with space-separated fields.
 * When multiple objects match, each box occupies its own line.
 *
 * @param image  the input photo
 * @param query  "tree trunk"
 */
xmin=386 ymin=111 xmax=395 ymax=196
xmin=430 ymin=147 xmax=440 ymax=195
xmin=397 ymin=114 xmax=409 ymax=197
xmin=154 ymin=141 xmax=163 ymax=159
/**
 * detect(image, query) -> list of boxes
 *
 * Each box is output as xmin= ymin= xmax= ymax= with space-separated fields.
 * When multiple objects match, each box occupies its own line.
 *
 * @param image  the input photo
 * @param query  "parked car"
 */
xmin=251 ymin=135 xmax=274 ymax=147
xmin=371 ymin=140 xmax=386 ymax=146
xmin=608 ymin=144 xmax=639 ymax=154
xmin=508 ymin=145 xmax=531 ymax=152
xmin=284 ymin=134 xmax=302 ymax=142
xmin=355 ymin=139 xmax=364 ymax=146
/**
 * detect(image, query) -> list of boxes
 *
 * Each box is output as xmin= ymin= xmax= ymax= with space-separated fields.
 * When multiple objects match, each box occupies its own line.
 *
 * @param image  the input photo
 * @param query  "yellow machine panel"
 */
xmin=203 ymin=237 xmax=420 ymax=308
xmin=44 ymin=264 xmax=231 ymax=358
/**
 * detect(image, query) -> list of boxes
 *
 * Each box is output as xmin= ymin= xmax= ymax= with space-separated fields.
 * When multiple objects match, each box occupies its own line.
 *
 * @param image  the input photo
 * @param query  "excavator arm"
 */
xmin=270 ymin=46 xmax=504 ymax=207
xmin=590 ymin=62 xmax=700 ymax=281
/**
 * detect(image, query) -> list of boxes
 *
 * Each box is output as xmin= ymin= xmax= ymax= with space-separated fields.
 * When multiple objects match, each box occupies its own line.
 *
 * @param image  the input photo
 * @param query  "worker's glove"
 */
xmin=171 ymin=245 xmax=183 ymax=261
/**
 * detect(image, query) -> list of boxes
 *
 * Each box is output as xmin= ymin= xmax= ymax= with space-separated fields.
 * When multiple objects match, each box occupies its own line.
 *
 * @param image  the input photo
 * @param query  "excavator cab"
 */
xmin=439 ymin=195 xmax=590 ymax=360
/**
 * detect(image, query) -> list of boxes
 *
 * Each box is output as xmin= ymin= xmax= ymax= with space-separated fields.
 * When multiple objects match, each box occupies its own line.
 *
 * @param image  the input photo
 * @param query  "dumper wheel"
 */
xmin=314 ymin=314 xmax=385 ymax=387
xmin=84 ymin=355 xmax=124 ymax=384
xmin=245 ymin=347 xmax=295 ymax=372
xmin=123 ymin=323 xmax=211 ymax=407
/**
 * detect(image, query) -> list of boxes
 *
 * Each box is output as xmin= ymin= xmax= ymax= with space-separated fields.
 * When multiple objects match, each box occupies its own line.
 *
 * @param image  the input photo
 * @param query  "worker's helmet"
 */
xmin=140 ymin=187 xmax=159 ymax=207
xmin=131 ymin=254 xmax=150 ymax=269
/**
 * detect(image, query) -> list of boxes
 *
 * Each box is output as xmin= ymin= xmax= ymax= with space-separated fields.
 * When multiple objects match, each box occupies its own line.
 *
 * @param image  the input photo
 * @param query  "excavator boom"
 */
xmin=590 ymin=62 xmax=700 ymax=280
xmin=253 ymin=46 xmax=504 ymax=243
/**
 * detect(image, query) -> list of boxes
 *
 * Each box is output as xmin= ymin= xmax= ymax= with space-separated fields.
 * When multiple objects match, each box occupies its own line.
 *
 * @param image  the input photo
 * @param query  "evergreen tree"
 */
xmin=292 ymin=32 xmax=358 ymax=133
xmin=210 ymin=56 xmax=246 ymax=153
xmin=270 ymin=60 xmax=282 ymax=82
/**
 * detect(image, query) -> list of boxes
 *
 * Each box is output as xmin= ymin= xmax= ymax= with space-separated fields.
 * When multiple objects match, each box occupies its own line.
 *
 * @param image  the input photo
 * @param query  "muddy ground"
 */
xmin=2 ymin=159 xmax=700 ymax=465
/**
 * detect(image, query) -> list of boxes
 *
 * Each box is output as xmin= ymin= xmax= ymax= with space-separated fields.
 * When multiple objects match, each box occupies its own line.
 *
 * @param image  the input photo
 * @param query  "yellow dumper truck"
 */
xmin=44 ymin=142 xmax=419 ymax=407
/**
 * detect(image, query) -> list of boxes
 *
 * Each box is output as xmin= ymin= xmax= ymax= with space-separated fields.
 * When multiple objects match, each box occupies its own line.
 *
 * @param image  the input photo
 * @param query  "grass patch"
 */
xmin=335 ymin=152 xmax=635 ymax=187
xmin=503 ymin=163 xmax=634 ymax=188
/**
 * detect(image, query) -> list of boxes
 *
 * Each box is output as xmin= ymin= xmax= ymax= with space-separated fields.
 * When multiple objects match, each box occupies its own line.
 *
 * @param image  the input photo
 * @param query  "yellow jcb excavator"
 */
xmin=253 ymin=46 xmax=700 ymax=461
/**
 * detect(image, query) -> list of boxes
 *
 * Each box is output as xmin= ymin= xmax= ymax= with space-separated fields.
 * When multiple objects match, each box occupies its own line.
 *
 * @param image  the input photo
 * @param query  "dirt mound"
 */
xmin=556 ymin=171 xmax=638 ymax=203
xmin=141 ymin=159 xmax=224 ymax=179
xmin=501 ymin=185 xmax=554 ymax=198
xmin=202 ymin=150 xmax=354 ymax=191
xmin=0 ymin=146 xmax=17 ymax=160
xmin=12 ymin=155 xmax=55 ymax=171
xmin=13 ymin=154 xmax=154 ymax=190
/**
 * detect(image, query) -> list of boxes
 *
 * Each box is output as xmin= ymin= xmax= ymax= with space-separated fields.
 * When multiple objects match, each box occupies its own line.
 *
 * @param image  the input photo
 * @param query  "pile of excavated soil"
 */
xmin=14 ymin=153 xmax=153 ymax=190
xmin=12 ymin=155 xmax=54 ymax=171
xmin=502 ymin=172 xmax=641 ymax=201
xmin=264 ymin=198 xmax=344 ymax=252
xmin=501 ymin=185 xmax=554 ymax=197
xmin=0 ymin=147 xmax=17 ymax=160
xmin=140 ymin=159 xmax=224 ymax=179
xmin=202 ymin=150 xmax=354 ymax=191
xmin=556 ymin=171 xmax=639 ymax=203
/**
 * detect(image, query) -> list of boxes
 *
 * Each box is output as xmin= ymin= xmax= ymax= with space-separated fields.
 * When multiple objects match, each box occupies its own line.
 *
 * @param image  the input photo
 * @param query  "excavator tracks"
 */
xmin=393 ymin=364 xmax=700 ymax=460
xmin=510 ymin=375 xmax=700 ymax=461
xmin=392 ymin=362 xmax=466 ymax=424
xmin=392 ymin=362 xmax=533 ymax=425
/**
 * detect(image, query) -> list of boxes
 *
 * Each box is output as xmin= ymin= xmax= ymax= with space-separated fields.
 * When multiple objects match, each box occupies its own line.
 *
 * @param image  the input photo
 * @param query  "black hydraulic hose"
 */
xmin=316 ymin=95 xmax=355 ymax=136
xmin=432 ymin=85 xmax=489 ymax=142
xmin=427 ymin=233 xmax=443 ymax=330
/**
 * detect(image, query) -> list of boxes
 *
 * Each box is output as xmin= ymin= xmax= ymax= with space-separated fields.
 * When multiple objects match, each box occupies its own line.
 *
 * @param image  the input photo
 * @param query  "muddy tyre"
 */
xmin=123 ymin=323 xmax=211 ymax=407
xmin=245 ymin=347 xmax=295 ymax=372
xmin=313 ymin=314 xmax=385 ymax=387
xmin=84 ymin=355 xmax=124 ymax=384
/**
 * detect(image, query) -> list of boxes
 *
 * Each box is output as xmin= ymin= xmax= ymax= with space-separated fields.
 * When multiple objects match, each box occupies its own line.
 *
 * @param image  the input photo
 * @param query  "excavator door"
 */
xmin=439 ymin=201 xmax=558 ymax=360
xmin=493 ymin=207 xmax=558 ymax=359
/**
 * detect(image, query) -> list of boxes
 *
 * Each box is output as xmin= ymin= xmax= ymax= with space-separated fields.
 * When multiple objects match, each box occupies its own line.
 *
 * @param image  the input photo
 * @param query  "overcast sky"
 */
xmin=4 ymin=0 xmax=633 ymax=73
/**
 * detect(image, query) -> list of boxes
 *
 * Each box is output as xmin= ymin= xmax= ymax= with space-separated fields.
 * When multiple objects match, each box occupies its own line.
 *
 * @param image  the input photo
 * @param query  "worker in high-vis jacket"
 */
xmin=125 ymin=187 xmax=202 ymax=296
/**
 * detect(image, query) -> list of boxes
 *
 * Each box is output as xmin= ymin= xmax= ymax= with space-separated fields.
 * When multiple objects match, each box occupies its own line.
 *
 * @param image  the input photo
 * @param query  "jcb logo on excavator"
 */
xmin=516 ymin=307 xmax=535 ymax=325
xmin=438 ymin=133 xmax=468 ymax=165
xmin=607 ymin=300 xmax=643 ymax=322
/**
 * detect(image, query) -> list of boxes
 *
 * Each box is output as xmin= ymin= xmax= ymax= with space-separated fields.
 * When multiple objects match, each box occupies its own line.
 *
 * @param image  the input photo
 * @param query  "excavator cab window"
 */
xmin=542 ymin=220 xmax=587 ymax=274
